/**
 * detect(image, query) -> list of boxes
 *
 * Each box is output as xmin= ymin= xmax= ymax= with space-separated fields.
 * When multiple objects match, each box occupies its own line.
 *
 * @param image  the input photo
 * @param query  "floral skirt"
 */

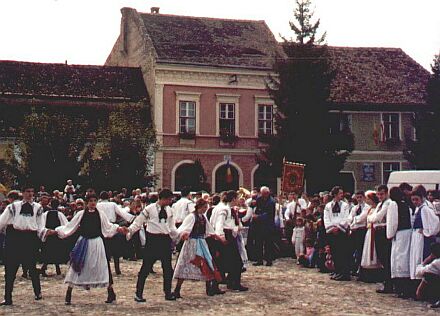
xmin=174 ymin=238 xmax=216 ymax=281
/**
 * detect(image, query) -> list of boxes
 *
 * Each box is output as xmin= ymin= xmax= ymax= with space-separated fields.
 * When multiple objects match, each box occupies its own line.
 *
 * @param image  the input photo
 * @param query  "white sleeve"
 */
xmin=56 ymin=211 xmax=84 ymax=239
xmin=242 ymin=207 xmax=254 ymax=223
xmin=386 ymin=201 xmax=399 ymax=239
xmin=205 ymin=215 xmax=215 ymax=236
xmin=291 ymin=227 xmax=296 ymax=244
xmin=421 ymin=207 xmax=440 ymax=237
xmin=58 ymin=212 xmax=69 ymax=226
xmin=167 ymin=209 xmax=178 ymax=240
xmin=323 ymin=204 xmax=334 ymax=231
xmin=0 ymin=205 xmax=13 ymax=231
xmin=36 ymin=206 xmax=49 ymax=241
xmin=215 ymin=210 xmax=227 ymax=236
xmin=99 ymin=210 xmax=120 ymax=238
xmin=372 ymin=202 xmax=387 ymax=223
xmin=127 ymin=210 xmax=148 ymax=238
xmin=353 ymin=206 xmax=369 ymax=226
xmin=177 ymin=213 xmax=195 ymax=235
xmin=115 ymin=204 xmax=135 ymax=223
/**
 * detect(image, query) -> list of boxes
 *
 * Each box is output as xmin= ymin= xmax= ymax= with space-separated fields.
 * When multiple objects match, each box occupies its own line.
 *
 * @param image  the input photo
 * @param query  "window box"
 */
xmin=179 ymin=132 xmax=196 ymax=140
xmin=385 ymin=138 xmax=401 ymax=146
xmin=219 ymin=129 xmax=238 ymax=144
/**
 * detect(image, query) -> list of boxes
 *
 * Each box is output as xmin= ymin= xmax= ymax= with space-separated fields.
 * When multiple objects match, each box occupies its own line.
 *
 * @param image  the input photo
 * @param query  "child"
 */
xmin=298 ymin=238 xmax=316 ymax=268
xmin=292 ymin=217 xmax=306 ymax=264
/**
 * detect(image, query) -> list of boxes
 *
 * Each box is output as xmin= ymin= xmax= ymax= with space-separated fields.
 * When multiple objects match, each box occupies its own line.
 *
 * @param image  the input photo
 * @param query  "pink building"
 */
xmin=106 ymin=7 xmax=284 ymax=192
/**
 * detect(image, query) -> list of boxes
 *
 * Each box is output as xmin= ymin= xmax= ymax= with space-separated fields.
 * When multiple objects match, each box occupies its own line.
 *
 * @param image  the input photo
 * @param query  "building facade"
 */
xmin=106 ymin=8 xmax=430 ymax=193
xmin=106 ymin=7 xmax=284 ymax=192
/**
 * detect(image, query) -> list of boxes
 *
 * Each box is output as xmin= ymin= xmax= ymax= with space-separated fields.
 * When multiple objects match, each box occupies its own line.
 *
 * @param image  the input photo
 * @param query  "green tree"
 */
xmin=404 ymin=53 xmax=440 ymax=169
xmin=261 ymin=0 xmax=354 ymax=193
xmin=4 ymin=104 xmax=156 ymax=192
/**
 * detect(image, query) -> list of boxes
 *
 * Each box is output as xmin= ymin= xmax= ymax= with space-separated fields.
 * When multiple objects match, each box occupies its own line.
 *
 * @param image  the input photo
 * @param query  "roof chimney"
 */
xmin=150 ymin=7 xmax=160 ymax=14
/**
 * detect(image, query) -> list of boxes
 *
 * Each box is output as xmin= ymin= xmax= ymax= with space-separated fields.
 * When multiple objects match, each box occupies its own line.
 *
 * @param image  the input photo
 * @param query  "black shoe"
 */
xmin=21 ymin=273 xmax=28 ymax=279
xmin=330 ymin=273 xmax=341 ymax=280
xmin=241 ymin=267 xmax=247 ymax=273
xmin=105 ymin=288 xmax=116 ymax=304
xmin=41 ymin=270 xmax=48 ymax=277
xmin=232 ymin=285 xmax=249 ymax=292
xmin=173 ymin=291 xmax=182 ymax=299
xmin=430 ymin=300 xmax=440 ymax=308
xmin=334 ymin=275 xmax=351 ymax=281
xmin=35 ymin=293 xmax=43 ymax=301
xmin=214 ymin=288 xmax=226 ymax=295
xmin=376 ymin=287 xmax=394 ymax=294
xmin=0 ymin=300 xmax=12 ymax=306
xmin=134 ymin=295 xmax=146 ymax=303
xmin=65 ymin=290 xmax=72 ymax=305
xmin=56 ymin=266 xmax=62 ymax=276
xmin=265 ymin=261 xmax=273 ymax=267
xmin=253 ymin=261 xmax=263 ymax=266
xmin=165 ymin=293 xmax=176 ymax=301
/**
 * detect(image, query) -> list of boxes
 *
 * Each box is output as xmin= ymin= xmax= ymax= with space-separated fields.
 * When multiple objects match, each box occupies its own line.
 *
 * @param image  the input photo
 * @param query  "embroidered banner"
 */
xmin=281 ymin=160 xmax=305 ymax=194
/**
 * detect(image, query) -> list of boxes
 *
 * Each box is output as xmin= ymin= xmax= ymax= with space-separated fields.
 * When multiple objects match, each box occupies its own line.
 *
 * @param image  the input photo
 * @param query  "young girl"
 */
xmin=173 ymin=198 xmax=221 ymax=298
xmin=292 ymin=217 xmax=306 ymax=264
xmin=55 ymin=194 xmax=127 ymax=305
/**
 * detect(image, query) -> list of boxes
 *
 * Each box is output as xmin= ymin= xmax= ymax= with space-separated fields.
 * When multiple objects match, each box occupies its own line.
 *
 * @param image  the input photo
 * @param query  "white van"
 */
xmin=387 ymin=170 xmax=440 ymax=190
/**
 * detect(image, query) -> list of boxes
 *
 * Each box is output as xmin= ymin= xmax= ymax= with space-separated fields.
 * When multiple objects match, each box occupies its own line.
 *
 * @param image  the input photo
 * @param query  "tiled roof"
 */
xmin=0 ymin=60 xmax=148 ymax=101
xmin=140 ymin=13 xmax=284 ymax=69
xmin=327 ymin=47 xmax=430 ymax=105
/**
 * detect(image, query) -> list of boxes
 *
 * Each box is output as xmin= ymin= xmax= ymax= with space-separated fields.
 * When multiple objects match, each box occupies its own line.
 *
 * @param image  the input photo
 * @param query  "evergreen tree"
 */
xmin=404 ymin=53 xmax=440 ymax=169
xmin=261 ymin=0 xmax=354 ymax=193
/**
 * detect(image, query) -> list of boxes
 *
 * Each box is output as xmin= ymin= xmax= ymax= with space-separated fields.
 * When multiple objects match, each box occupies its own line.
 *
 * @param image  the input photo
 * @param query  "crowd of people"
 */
xmin=0 ymin=179 xmax=439 ymax=309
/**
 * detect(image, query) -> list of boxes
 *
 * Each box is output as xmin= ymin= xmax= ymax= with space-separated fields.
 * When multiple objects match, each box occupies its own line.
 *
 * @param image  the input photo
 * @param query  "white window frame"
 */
xmin=178 ymin=101 xmax=196 ymax=134
xmin=254 ymin=95 xmax=276 ymax=137
xmin=216 ymin=94 xmax=240 ymax=137
xmin=175 ymin=91 xmax=201 ymax=135
xmin=381 ymin=112 xmax=401 ymax=141
xmin=257 ymin=104 xmax=274 ymax=136
xmin=382 ymin=161 xmax=401 ymax=184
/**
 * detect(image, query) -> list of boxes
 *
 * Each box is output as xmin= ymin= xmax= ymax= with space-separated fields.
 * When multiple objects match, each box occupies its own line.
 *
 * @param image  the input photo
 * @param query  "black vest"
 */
xmin=397 ymin=201 xmax=411 ymax=231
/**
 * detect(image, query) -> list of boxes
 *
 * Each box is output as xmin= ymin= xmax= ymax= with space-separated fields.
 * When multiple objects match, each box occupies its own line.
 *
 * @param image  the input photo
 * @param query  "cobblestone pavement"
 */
xmin=0 ymin=258 xmax=438 ymax=315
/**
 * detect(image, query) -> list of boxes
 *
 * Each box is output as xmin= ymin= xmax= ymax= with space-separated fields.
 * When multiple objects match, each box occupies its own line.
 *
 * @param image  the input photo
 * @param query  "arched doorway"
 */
xmin=174 ymin=163 xmax=198 ymax=192
xmin=253 ymin=165 xmax=277 ymax=192
xmin=215 ymin=164 xmax=239 ymax=193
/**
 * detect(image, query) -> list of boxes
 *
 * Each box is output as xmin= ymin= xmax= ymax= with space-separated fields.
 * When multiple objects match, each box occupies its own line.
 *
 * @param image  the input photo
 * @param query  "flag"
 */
xmin=226 ymin=160 xmax=233 ymax=184
xmin=380 ymin=120 xmax=386 ymax=143
xmin=281 ymin=160 xmax=305 ymax=194
xmin=373 ymin=122 xmax=379 ymax=145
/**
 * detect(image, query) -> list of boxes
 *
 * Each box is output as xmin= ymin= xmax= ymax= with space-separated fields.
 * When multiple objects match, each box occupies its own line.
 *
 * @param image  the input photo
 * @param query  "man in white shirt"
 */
xmin=324 ymin=186 xmax=351 ymax=281
xmin=98 ymin=191 xmax=135 ymax=276
xmin=127 ymin=189 xmax=178 ymax=302
xmin=212 ymin=190 xmax=248 ymax=292
xmin=349 ymin=191 xmax=369 ymax=275
xmin=173 ymin=188 xmax=194 ymax=227
xmin=0 ymin=184 xmax=56 ymax=305
xmin=373 ymin=184 xmax=393 ymax=293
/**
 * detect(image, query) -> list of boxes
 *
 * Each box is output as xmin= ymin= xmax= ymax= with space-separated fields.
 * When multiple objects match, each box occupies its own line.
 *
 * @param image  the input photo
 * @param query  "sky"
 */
xmin=0 ymin=0 xmax=439 ymax=71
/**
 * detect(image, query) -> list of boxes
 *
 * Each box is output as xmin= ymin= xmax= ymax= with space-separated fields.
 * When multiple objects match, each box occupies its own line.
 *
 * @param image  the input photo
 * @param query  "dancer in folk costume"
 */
xmin=323 ymin=186 xmax=351 ymax=281
xmin=348 ymin=191 xmax=369 ymax=276
xmin=409 ymin=189 xmax=440 ymax=280
xmin=40 ymin=198 xmax=69 ymax=277
xmin=127 ymin=189 xmax=178 ymax=302
xmin=97 ymin=191 xmax=134 ymax=275
xmin=361 ymin=191 xmax=382 ymax=271
xmin=370 ymin=185 xmax=393 ymax=293
xmin=55 ymin=194 xmax=128 ymax=305
xmin=387 ymin=187 xmax=413 ymax=298
xmin=212 ymin=190 xmax=248 ymax=292
xmin=173 ymin=198 xmax=223 ymax=298
xmin=0 ymin=184 xmax=56 ymax=306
